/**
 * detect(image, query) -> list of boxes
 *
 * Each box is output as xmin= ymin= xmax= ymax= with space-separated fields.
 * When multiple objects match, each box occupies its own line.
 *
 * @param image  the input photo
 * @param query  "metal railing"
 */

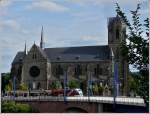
xmin=1 ymin=96 xmax=145 ymax=106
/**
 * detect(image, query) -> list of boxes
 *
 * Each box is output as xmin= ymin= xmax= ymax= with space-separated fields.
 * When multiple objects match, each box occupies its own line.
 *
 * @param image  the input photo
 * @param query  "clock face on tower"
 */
xmin=29 ymin=66 xmax=40 ymax=77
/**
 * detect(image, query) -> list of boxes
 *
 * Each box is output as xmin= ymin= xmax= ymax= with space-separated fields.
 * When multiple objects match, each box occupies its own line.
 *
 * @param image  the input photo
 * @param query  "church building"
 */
xmin=11 ymin=16 xmax=129 ymax=96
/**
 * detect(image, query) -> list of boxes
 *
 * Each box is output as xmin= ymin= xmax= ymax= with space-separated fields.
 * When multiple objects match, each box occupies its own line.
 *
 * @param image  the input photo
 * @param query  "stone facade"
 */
xmin=11 ymin=16 xmax=129 ymax=96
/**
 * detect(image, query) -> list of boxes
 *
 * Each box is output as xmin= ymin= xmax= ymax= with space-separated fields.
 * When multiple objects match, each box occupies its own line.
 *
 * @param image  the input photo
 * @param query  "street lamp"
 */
xmin=64 ymin=65 xmax=68 ymax=104
xmin=13 ymin=76 xmax=16 ymax=98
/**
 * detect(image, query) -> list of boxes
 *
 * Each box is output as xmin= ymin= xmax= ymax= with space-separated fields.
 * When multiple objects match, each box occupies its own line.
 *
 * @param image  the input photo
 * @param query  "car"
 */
xmin=67 ymin=88 xmax=83 ymax=96
xmin=74 ymin=88 xmax=83 ymax=96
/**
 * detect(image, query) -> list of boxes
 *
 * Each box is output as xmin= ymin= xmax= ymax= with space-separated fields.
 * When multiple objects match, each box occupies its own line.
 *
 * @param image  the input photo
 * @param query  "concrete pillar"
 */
xmin=97 ymin=103 xmax=103 ymax=113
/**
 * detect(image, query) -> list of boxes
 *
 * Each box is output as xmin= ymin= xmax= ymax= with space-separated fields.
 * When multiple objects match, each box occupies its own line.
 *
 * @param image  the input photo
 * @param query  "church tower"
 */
xmin=40 ymin=26 xmax=44 ymax=49
xmin=108 ymin=15 xmax=126 ymax=58
xmin=108 ymin=15 xmax=128 ymax=96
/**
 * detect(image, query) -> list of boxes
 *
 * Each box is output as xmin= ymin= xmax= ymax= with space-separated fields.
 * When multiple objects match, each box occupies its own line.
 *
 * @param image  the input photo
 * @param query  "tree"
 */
xmin=1 ymin=73 xmax=12 ymax=93
xmin=1 ymin=101 xmax=39 ymax=113
xmin=128 ymin=73 xmax=139 ymax=96
xmin=19 ymin=83 xmax=28 ymax=91
xmin=98 ymin=85 xmax=104 ymax=95
xmin=49 ymin=81 xmax=62 ymax=89
xmin=92 ymin=84 xmax=99 ymax=95
xmin=68 ymin=80 xmax=80 ymax=89
xmin=115 ymin=3 xmax=149 ymax=108
xmin=5 ymin=84 xmax=12 ymax=91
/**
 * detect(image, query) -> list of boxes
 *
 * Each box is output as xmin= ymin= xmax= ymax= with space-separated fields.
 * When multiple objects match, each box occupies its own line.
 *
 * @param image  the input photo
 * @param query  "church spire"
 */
xmin=40 ymin=26 xmax=44 ymax=49
xmin=24 ymin=41 xmax=27 ymax=55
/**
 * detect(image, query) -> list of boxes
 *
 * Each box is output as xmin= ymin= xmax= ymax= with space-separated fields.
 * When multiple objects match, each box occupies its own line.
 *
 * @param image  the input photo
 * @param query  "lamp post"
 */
xmin=87 ymin=64 xmax=93 ymax=102
xmin=64 ymin=66 xmax=68 ymax=104
xmin=13 ymin=76 xmax=16 ymax=98
xmin=113 ymin=59 xmax=119 ymax=111
xmin=111 ymin=48 xmax=117 ymax=111
xmin=28 ymin=80 xmax=31 ymax=96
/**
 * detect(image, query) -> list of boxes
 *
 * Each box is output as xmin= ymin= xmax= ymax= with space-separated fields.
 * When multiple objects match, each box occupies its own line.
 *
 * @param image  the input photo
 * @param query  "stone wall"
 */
xmin=18 ymin=101 xmax=98 ymax=113
xmin=21 ymin=44 xmax=48 ymax=89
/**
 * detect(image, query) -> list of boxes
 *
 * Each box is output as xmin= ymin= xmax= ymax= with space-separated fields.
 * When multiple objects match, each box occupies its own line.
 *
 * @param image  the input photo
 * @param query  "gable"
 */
xmin=24 ymin=44 xmax=48 ymax=63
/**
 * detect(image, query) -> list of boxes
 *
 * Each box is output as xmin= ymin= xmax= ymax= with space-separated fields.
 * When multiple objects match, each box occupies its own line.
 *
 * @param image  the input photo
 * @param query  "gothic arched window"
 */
xmin=32 ymin=54 xmax=37 ymax=59
xmin=56 ymin=65 xmax=64 ymax=75
xmin=94 ymin=64 xmax=102 ymax=77
xmin=75 ymin=64 xmax=82 ymax=77
xmin=116 ymin=29 xmax=120 ymax=39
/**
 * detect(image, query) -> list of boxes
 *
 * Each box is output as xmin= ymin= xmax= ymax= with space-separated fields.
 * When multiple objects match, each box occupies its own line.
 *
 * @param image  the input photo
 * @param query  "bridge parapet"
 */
xmin=2 ymin=96 xmax=145 ymax=106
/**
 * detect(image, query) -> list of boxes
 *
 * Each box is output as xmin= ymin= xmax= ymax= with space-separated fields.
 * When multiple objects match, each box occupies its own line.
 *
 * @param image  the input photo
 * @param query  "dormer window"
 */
xmin=75 ymin=56 xmax=80 ymax=60
xmin=57 ymin=56 xmax=61 ymax=60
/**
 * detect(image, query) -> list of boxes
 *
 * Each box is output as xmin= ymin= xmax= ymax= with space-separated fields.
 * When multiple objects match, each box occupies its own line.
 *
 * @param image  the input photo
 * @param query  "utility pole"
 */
xmin=64 ymin=69 xmax=68 ymax=104
xmin=113 ymin=60 xmax=119 ymax=111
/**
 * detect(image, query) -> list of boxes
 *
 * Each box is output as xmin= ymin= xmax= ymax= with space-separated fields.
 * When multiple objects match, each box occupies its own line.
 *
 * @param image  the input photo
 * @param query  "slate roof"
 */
xmin=44 ymin=45 xmax=111 ymax=62
xmin=36 ymin=45 xmax=48 ymax=59
xmin=12 ymin=45 xmax=111 ymax=64
xmin=12 ymin=51 xmax=25 ymax=64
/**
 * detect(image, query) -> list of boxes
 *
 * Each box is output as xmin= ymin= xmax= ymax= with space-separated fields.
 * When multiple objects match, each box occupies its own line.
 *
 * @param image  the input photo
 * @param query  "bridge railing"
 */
xmin=1 ymin=96 xmax=145 ymax=106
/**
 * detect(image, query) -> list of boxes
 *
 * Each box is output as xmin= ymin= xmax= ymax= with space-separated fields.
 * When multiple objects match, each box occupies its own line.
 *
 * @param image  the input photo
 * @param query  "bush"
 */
xmin=49 ymin=81 xmax=62 ymax=89
xmin=68 ymin=80 xmax=80 ymax=89
xmin=19 ymin=83 xmax=28 ymax=91
xmin=1 ymin=101 xmax=39 ymax=113
xmin=98 ymin=85 xmax=104 ymax=95
xmin=93 ymin=84 xmax=99 ymax=95
xmin=5 ymin=84 xmax=12 ymax=91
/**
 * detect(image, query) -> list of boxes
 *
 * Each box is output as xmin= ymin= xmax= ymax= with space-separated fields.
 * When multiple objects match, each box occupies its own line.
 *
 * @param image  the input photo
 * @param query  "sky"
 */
xmin=0 ymin=0 xmax=149 ymax=73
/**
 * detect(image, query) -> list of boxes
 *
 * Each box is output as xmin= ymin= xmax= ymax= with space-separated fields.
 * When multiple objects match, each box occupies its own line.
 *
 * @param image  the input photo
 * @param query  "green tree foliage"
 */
xmin=92 ymin=84 xmax=99 ymax=95
xmin=1 ymin=73 xmax=12 ymax=93
xmin=128 ymin=73 xmax=138 ymax=95
xmin=5 ymin=84 xmax=12 ymax=91
xmin=115 ymin=3 xmax=149 ymax=107
xmin=1 ymin=101 xmax=39 ymax=113
xmin=68 ymin=80 xmax=80 ymax=89
xmin=49 ymin=81 xmax=62 ymax=89
xmin=98 ymin=85 xmax=104 ymax=95
xmin=19 ymin=83 xmax=28 ymax=91
xmin=116 ymin=3 xmax=149 ymax=69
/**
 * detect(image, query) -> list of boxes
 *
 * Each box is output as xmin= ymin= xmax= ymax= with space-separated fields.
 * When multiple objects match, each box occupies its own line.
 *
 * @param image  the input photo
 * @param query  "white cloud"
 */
xmin=0 ymin=19 xmax=32 ymax=35
xmin=80 ymin=35 xmax=107 ymax=45
xmin=0 ymin=19 xmax=20 ymax=31
xmin=67 ymin=0 xmax=142 ymax=5
xmin=27 ymin=0 xmax=68 ymax=12
xmin=81 ymin=35 xmax=99 ymax=41
xmin=0 ymin=0 xmax=13 ymax=16
xmin=0 ymin=0 xmax=12 ymax=7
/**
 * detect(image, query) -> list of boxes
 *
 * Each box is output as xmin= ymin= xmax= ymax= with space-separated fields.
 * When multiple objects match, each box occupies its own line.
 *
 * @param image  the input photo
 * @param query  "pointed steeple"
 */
xmin=24 ymin=41 xmax=27 ymax=55
xmin=40 ymin=26 xmax=44 ymax=49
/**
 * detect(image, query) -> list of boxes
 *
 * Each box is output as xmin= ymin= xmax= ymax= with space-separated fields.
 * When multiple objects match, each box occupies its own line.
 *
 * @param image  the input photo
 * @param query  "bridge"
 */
xmin=2 ymin=96 xmax=147 ymax=113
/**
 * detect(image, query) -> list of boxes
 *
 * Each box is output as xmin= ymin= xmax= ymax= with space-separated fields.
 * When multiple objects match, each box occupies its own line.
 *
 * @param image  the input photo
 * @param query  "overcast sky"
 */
xmin=0 ymin=0 xmax=148 ymax=73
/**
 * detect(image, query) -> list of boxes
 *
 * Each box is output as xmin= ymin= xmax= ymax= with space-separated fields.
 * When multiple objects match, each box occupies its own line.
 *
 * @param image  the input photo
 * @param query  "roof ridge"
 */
xmin=44 ymin=45 xmax=109 ymax=49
